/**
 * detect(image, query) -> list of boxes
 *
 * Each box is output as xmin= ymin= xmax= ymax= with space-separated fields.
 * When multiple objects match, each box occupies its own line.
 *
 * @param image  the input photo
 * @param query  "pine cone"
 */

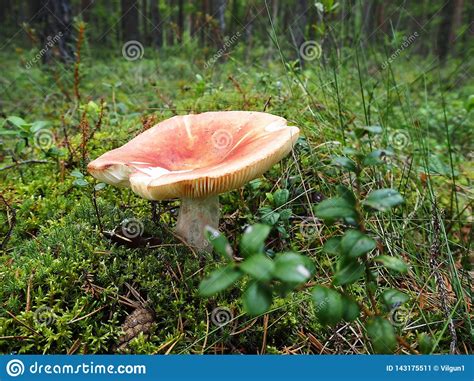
xmin=116 ymin=307 xmax=155 ymax=352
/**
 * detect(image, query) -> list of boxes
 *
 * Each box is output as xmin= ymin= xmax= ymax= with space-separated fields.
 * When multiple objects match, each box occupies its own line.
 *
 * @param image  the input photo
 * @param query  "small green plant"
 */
xmin=199 ymin=223 xmax=315 ymax=316
xmin=312 ymin=126 xmax=414 ymax=353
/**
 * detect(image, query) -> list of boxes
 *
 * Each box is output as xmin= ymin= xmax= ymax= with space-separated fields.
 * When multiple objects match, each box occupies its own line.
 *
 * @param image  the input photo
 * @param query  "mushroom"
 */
xmin=88 ymin=111 xmax=299 ymax=251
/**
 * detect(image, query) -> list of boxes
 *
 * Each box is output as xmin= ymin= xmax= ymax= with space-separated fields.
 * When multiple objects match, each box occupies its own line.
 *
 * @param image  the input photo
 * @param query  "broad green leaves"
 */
xmin=198 ymin=266 xmax=242 ymax=297
xmin=311 ymin=286 xmax=360 ymax=326
xmin=240 ymin=224 xmax=271 ymax=257
xmin=200 ymin=223 xmax=315 ymax=316
xmin=340 ymin=230 xmax=376 ymax=258
xmin=334 ymin=259 xmax=365 ymax=286
xmin=243 ymin=281 xmax=272 ymax=316
xmin=273 ymin=252 xmax=315 ymax=283
xmin=314 ymin=197 xmax=357 ymax=221
xmin=366 ymin=317 xmax=397 ymax=354
xmin=363 ymin=189 xmax=404 ymax=211
xmin=381 ymin=289 xmax=409 ymax=309
xmin=205 ymin=226 xmax=233 ymax=261
xmin=240 ymin=253 xmax=275 ymax=281
xmin=331 ymin=156 xmax=358 ymax=172
xmin=375 ymin=255 xmax=408 ymax=273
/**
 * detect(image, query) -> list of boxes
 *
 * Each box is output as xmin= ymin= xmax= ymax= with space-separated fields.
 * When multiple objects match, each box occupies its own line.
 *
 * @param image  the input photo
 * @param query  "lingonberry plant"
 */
xmin=199 ymin=126 xmax=434 ymax=354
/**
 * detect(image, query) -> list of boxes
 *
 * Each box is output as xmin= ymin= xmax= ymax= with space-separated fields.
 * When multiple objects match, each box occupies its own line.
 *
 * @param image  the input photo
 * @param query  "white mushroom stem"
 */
xmin=175 ymin=195 xmax=220 ymax=252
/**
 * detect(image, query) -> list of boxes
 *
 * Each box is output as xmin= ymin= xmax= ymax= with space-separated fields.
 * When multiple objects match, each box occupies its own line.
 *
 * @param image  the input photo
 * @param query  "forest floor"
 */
xmin=0 ymin=45 xmax=472 ymax=354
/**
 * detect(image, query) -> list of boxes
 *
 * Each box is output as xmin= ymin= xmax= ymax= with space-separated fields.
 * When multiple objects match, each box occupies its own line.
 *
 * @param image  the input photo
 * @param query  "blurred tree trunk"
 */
xmin=0 ymin=0 xmax=12 ymax=24
xmin=142 ymin=0 xmax=149 ymax=43
xmin=228 ymin=0 xmax=240 ymax=36
xmin=438 ymin=0 xmax=457 ymax=61
xmin=81 ymin=0 xmax=93 ymax=22
xmin=200 ymin=0 xmax=208 ymax=46
xmin=290 ymin=0 xmax=308 ymax=64
xmin=150 ymin=0 xmax=163 ymax=47
xmin=121 ymin=0 xmax=140 ymax=41
xmin=35 ymin=0 xmax=75 ymax=63
xmin=216 ymin=0 xmax=226 ymax=35
xmin=449 ymin=0 xmax=464 ymax=46
xmin=177 ymin=0 xmax=184 ymax=42
xmin=166 ymin=0 xmax=174 ymax=45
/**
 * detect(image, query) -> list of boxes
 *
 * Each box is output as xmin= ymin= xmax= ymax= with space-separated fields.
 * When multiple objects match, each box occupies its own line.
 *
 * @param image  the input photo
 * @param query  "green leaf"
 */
xmin=418 ymin=333 xmax=433 ymax=354
xmin=273 ymin=252 xmax=315 ymax=284
xmin=70 ymin=169 xmax=84 ymax=178
xmin=205 ymin=226 xmax=233 ymax=261
xmin=340 ymin=230 xmax=376 ymax=258
xmin=242 ymin=281 xmax=272 ymax=316
xmin=94 ymin=182 xmax=107 ymax=191
xmin=342 ymin=294 xmax=361 ymax=322
xmin=279 ymin=208 xmax=292 ymax=221
xmin=362 ymin=149 xmax=393 ymax=166
xmin=359 ymin=125 xmax=383 ymax=134
xmin=30 ymin=121 xmax=49 ymax=133
xmin=333 ymin=260 xmax=365 ymax=286
xmin=198 ymin=266 xmax=242 ymax=296
xmin=374 ymin=255 xmax=408 ymax=274
xmin=322 ymin=237 xmax=341 ymax=255
xmin=73 ymin=178 xmax=89 ymax=187
xmin=240 ymin=253 xmax=275 ymax=282
xmin=366 ymin=317 xmax=397 ymax=354
xmin=258 ymin=207 xmax=280 ymax=226
xmin=273 ymin=189 xmax=290 ymax=207
xmin=337 ymin=185 xmax=356 ymax=206
xmin=6 ymin=116 xmax=28 ymax=128
xmin=314 ymin=197 xmax=357 ymax=222
xmin=239 ymin=224 xmax=271 ymax=257
xmin=331 ymin=156 xmax=358 ymax=172
xmin=363 ymin=188 xmax=404 ymax=211
xmin=382 ymin=289 xmax=409 ymax=310
xmin=311 ymin=286 xmax=344 ymax=326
